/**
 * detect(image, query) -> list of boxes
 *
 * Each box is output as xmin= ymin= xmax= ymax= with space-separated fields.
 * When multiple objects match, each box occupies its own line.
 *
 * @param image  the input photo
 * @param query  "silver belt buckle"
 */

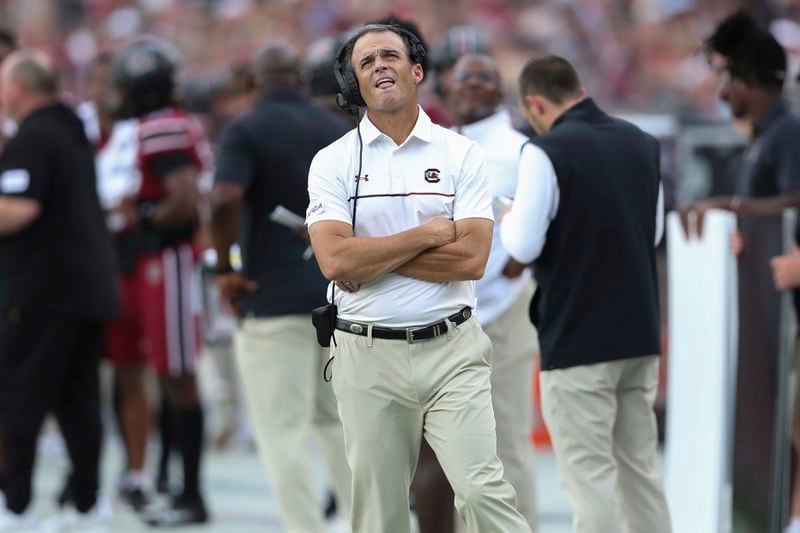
xmin=405 ymin=326 xmax=424 ymax=343
xmin=406 ymin=324 xmax=443 ymax=343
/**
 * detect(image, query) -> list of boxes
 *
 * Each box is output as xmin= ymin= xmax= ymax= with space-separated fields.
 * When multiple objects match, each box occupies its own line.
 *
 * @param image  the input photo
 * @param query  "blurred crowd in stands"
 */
xmin=0 ymin=0 xmax=798 ymax=133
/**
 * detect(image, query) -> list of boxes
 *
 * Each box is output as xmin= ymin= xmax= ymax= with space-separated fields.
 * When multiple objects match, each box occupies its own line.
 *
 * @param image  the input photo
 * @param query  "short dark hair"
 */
xmin=342 ymin=24 xmax=424 ymax=73
xmin=518 ymin=55 xmax=582 ymax=105
xmin=705 ymin=10 xmax=786 ymax=89
xmin=369 ymin=15 xmax=429 ymax=72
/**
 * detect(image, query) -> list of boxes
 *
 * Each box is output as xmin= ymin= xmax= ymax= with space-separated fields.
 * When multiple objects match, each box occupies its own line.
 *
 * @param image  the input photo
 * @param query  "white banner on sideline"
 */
xmin=665 ymin=209 xmax=738 ymax=533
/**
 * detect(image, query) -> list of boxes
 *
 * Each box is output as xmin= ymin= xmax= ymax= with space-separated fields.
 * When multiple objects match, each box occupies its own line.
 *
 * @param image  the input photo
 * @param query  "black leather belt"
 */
xmin=336 ymin=307 xmax=473 ymax=343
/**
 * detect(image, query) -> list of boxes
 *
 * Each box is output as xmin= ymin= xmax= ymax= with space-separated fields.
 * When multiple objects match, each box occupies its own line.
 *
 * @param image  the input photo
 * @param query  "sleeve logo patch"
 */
xmin=307 ymin=201 xmax=324 ymax=217
xmin=0 ymin=169 xmax=30 ymax=194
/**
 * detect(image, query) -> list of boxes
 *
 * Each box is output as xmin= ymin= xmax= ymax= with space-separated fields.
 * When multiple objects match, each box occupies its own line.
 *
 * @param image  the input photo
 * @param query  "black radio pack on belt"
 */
xmin=311 ymin=283 xmax=338 ymax=348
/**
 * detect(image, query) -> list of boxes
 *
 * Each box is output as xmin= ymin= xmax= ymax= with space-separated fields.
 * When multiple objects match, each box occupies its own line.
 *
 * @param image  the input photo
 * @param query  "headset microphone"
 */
xmin=335 ymin=93 xmax=360 ymax=116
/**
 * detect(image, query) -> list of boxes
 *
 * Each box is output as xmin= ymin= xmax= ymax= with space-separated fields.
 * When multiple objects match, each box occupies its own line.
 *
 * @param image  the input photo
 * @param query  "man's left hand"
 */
xmin=217 ymin=272 xmax=258 ymax=313
xmin=770 ymin=247 xmax=800 ymax=291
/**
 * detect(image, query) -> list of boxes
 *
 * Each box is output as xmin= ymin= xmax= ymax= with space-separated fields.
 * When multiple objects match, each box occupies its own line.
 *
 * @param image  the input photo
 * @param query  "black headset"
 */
xmin=333 ymin=25 xmax=427 ymax=115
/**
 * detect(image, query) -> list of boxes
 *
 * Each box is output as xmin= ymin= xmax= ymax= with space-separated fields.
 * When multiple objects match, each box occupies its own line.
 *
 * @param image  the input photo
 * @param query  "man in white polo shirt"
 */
xmin=306 ymin=23 xmax=531 ymax=533
xmin=450 ymin=52 xmax=539 ymax=530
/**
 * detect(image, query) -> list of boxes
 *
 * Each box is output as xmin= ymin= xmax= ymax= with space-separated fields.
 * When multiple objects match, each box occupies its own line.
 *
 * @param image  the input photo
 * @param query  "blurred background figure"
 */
xmin=181 ymin=61 xmax=256 ymax=144
xmin=73 ymin=45 xmax=153 ymax=516
xmin=0 ymin=28 xmax=16 ymax=152
xmin=210 ymin=41 xmax=352 ymax=533
xmin=680 ymin=11 xmax=800 ymax=236
xmin=503 ymin=54 xmax=670 ymax=533
xmin=302 ymin=33 xmax=351 ymax=119
xmin=0 ymin=25 xmax=15 ymax=515
xmin=107 ymin=36 xmax=212 ymax=527
xmin=76 ymin=50 xmax=114 ymax=148
xmin=0 ymin=49 xmax=118 ymax=531
xmin=0 ymin=30 xmax=15 ymax=65
xmin=429 ymin=25 xmax=492 ymax=127
xmin=450 ymin=51 xmax=540 ymax=530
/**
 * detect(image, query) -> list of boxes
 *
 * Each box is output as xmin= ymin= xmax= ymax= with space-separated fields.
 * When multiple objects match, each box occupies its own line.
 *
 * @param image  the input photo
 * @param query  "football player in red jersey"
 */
xmin=107 ymin=37 xmax=210 ymax=526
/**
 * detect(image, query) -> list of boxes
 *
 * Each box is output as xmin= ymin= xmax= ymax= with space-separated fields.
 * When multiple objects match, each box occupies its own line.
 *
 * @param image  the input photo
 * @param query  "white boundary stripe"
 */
xmin=179 ymin=243 xmax=197 ymax=374
xmin=163 ymin=248 xmax=182 ymax=376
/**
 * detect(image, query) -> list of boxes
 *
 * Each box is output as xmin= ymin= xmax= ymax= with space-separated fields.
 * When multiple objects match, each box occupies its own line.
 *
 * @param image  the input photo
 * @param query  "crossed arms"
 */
xmin=308 ymin=216 xmax=493 ymax=284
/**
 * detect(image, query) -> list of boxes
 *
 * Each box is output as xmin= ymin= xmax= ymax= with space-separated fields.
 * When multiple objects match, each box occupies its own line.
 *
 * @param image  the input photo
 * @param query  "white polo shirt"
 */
xmin=306 ymin=106 xmax=494 ymax=327
xmin=456 ymin=109 xmax=532 ymax=326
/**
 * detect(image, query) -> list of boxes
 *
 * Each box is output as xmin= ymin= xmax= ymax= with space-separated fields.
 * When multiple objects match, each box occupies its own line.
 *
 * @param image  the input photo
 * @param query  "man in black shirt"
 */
xmin=210 ymin=42 xmax=352 ymax=531
xmin=0 ymin=50 xmax=118 ymax=529
xmin=697 ymin=13 xmax=800 ymax=533
xmin=686 ymin=15 xmax=800 ymax=531
xmin=681 ymin=11 xmax=800 ymax=238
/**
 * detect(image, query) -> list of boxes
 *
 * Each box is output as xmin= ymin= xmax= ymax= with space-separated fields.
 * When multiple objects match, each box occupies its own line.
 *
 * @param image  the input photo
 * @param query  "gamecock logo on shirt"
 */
xmin=424 ymin=168 xmax=440 ymax=183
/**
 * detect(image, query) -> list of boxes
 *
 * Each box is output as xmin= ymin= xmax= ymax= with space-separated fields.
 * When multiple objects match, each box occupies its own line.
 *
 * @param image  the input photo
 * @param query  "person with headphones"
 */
xmin=306 ymin=23 xmax=531 ymax=533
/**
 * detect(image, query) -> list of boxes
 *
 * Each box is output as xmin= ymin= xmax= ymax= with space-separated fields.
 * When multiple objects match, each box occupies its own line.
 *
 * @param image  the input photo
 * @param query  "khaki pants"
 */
xmin=332 ymin=317 xmax=531 ymax=533
xmin=235 ymin=315 xmax=351 ymax=533
xmin=483 ymin=282 xmax=539 ymax=531
xmin=541 ymin=355 xmax=671 ymax=533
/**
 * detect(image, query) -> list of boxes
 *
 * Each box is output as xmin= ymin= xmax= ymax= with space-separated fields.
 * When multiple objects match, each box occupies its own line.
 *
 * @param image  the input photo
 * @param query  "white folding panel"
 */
xmin=665 ymin=210 xmax=738 ymax=533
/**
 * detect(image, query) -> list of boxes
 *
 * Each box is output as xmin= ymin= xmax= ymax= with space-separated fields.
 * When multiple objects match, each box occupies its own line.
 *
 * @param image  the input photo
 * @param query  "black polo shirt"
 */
xmin=0 ymin=103 xmax=119 ymax=320
xmin=737 ymin=100 xmax=800 ymax=199
xmin=214 ymin=88 xmax=351 ymax=317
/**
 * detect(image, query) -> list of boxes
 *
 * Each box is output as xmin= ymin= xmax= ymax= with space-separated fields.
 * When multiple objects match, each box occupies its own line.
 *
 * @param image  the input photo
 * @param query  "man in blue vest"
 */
xmin=501 ymin=54 xmax=671 ymax=533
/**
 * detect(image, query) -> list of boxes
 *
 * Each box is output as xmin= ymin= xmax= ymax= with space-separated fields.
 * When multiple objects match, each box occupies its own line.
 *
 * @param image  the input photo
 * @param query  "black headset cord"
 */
xmin=324 ymin=109 xmax=364 ymax=383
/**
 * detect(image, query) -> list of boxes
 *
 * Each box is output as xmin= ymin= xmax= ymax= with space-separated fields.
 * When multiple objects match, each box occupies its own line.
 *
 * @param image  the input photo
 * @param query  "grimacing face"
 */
xmin=351 ymin=30 xmax=423 ymax=113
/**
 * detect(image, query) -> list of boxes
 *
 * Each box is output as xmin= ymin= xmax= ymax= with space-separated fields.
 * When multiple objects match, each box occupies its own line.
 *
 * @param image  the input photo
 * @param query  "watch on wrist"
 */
xmin=729 ymin=196 xmax=742 ymax=213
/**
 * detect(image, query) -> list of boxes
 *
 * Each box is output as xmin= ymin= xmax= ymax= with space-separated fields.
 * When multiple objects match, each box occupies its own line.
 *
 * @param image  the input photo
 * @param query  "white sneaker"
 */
xmin=56 ymin=495 xmax=112 ymax=533
xmin=326 ymin=514 xmax=350 ymax=533
xmin=786 ymin=517 xmax=800 ymax=533
xmin=0 ymin=506 xmax=38 ymax=532
xmin=409 ymin=509 xmax=421 ymax=533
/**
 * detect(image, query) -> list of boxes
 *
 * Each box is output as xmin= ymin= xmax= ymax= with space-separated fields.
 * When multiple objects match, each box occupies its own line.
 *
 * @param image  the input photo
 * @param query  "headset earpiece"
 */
xmin=333 ymin=39 xmax=365 ymax=113
xmin=333 ymin=25 xmax=427 ymax=115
